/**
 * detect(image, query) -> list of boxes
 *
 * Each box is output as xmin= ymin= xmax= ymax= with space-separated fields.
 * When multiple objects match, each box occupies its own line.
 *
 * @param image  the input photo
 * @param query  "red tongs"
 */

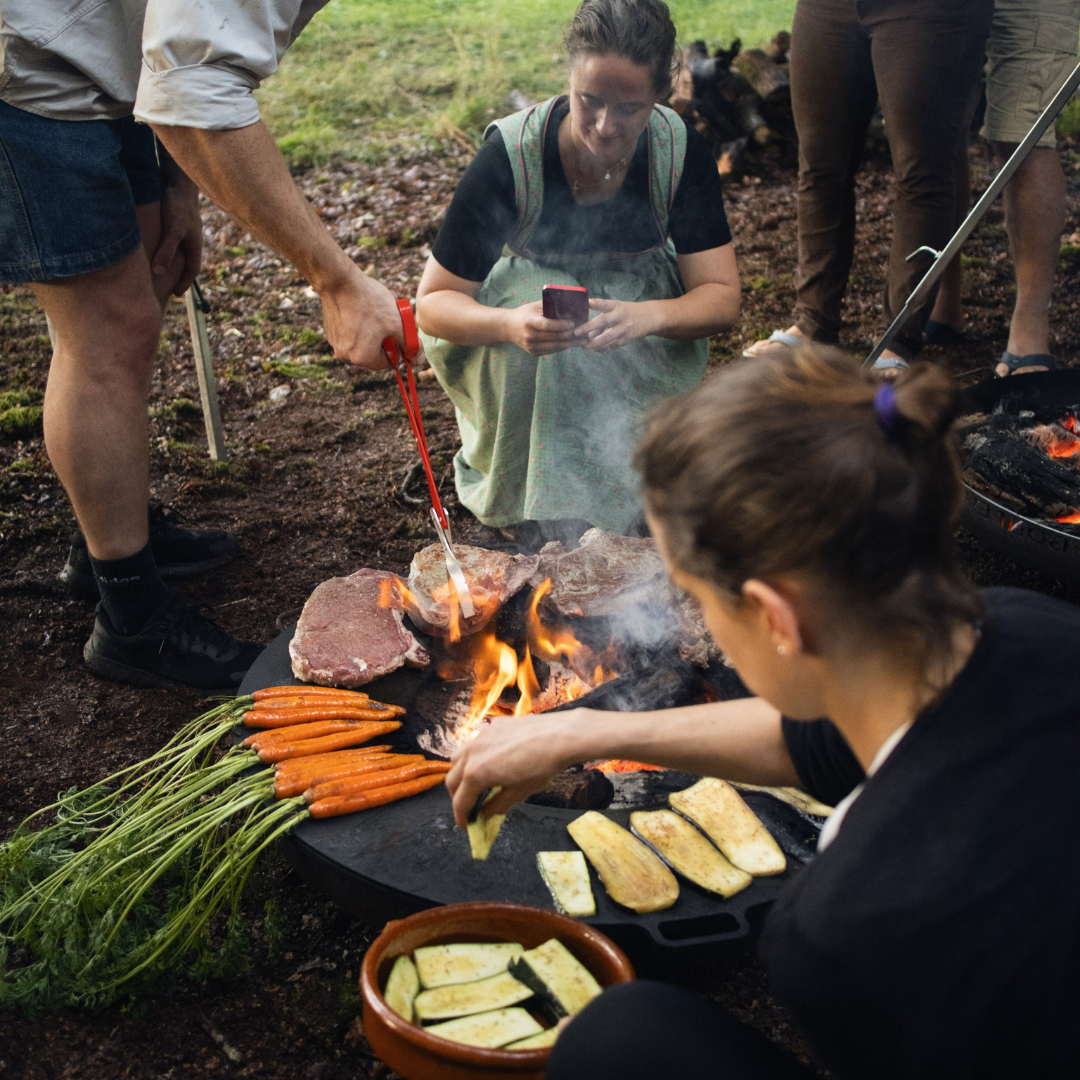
xmin=382 ymin=299 xmax=475 ymax=618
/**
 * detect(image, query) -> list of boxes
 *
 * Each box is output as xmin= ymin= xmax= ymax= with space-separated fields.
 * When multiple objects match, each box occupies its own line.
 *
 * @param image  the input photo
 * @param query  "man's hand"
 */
xmin=502 ymin=301 xmax=578 ymax=357
xmin=320 ymin=267 xmax=414 ymax=370
xmin=447 ymin=711 xmax=585 ymax=827
xmin=151 ymin=172 xmax=202 ymax=301
xmin=576 ymin=298 xmax=660 ymax=353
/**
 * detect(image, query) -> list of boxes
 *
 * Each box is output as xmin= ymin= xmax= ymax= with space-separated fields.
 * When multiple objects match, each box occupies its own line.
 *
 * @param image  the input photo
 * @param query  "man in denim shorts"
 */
xmin=0 ymin=1 xmax=408 ymax=690
xmin=929 ymin=0 xmax=1080 ymax=373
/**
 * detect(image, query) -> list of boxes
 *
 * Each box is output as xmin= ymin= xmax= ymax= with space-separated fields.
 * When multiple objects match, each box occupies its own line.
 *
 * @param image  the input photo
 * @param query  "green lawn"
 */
xmin=258 ymin=0 xmax=797 ymax=164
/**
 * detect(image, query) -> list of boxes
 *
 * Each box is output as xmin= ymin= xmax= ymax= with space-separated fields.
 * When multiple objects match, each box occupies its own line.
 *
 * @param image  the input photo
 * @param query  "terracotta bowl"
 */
xmin=360 ymin=901 xmax=635 ymax=1080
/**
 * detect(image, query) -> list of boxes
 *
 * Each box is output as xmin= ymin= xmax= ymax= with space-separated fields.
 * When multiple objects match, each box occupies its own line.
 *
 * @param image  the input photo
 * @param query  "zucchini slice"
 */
xmin=424 ymin=1007 xmax=544 ymax=1048
xmin=507 ymin=1027 xmax=560 ymax=1050
xmin=730 ymin=782 xmax=834 ymax=818
xmin=566 ymin=810 xmax=679 ymax=913
xmin=629 ymin=809 xmax=752 ymax=899
xmin=414 ymin=942 xmax=525 ymax=989
xmin=508 ymin=937 xmax=602 ymax=1020
xmin=669 ymin=778 xmax=786 ymax=876
xmin=537 ymin=851 xmax=596 ymax=917
xmin=468 ymin=786 xmax=506 ymax=860
xmin=414 ymin=969 xmax=533 ymax=1021
xmin=383 ymin=954 xmax=419 ymax=1022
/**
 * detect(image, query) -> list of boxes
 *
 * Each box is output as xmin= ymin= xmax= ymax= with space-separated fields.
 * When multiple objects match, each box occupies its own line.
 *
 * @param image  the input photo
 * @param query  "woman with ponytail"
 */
xmin=448 ymin=345 xmax=1080 ymax=1079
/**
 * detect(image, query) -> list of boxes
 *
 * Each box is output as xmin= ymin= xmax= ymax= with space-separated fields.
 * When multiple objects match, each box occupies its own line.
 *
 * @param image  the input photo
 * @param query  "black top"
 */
xmin=764 ymin=588 xmax=1080 ymax=1080
xmin=431 ymin=99 xmax=732 ymax=282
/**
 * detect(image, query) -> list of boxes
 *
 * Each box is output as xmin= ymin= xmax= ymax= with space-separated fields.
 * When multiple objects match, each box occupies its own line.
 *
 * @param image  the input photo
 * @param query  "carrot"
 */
xmin=242 ymin=719 xmax=379 ymax=750
xmin=250 ymin=696 xmax=376 ymax=712
xmin=257 ymin=723 xmax=402 ymax=763
xmin=272 ymin=746 xmax=393 ymax=775
xmin=252 ymin=686 xmax=371 ymax=701
xmin=307 ymin=773 xmax=448 ymax=819
xmin=274 ymin=755 xmax=425 ymax=799
xmin=243 ymin=705 xmax=404 ymax=729
xmin=305 ymin=761 xmax=452 ymax=803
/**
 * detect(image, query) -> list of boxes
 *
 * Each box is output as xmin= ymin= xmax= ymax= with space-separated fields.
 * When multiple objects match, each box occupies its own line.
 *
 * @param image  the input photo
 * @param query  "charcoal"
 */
xmin=526 ymin=766 xmax=614 ymax=810
xmin=548 ymin=654 xmax=699 ymax=714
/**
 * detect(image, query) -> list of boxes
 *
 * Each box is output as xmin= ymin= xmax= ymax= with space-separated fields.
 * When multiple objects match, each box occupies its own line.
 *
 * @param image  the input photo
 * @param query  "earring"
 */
xmin=776 ymin=643 xmax=787 ymax=656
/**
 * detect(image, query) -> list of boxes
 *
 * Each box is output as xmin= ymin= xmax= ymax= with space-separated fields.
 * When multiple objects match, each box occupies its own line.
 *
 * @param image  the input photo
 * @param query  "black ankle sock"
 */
xmin=90 ymin=542 xmax=169 ymax=635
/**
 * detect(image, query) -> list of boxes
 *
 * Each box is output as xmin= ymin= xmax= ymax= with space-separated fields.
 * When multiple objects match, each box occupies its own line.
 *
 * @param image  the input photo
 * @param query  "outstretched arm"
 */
xmin=446 ymin=695 xmax=798 ymax=827
xmin=151 ymin=120 xmax=404 ymax=370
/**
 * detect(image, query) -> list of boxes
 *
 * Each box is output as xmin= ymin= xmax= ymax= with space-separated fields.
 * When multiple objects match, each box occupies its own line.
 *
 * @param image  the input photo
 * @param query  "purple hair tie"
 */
xmin=873 ymin=382 xmax=903 ymax=435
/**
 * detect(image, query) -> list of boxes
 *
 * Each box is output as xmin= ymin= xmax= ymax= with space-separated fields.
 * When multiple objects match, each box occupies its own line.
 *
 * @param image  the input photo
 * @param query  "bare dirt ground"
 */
xmin=1 ymin=136 xmax=1078 ymax=1079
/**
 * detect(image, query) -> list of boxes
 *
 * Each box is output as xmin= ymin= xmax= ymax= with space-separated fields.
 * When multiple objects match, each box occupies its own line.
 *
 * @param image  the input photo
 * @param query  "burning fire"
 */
xmin=1020 ymin=414 xmax=1080 ymax=526
xmin=1056 ymin=511 xmax=1080 ymax=524
xmin=593 ymin=759 xmax=664 ymax=774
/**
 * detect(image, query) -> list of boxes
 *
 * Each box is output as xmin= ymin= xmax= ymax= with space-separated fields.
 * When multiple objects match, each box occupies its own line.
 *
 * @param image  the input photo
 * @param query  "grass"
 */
xmin=257 ymin=0 xmax=796 ymax=165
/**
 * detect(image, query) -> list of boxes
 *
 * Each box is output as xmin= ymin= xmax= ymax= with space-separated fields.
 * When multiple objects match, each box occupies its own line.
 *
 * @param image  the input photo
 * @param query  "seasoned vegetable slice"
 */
xmin=414 ymin=969 xmax=533 ymax=1021
xmin=508 ymin=937 xmax=603 ymax=1019
xmin=383 ymin=954 xmax=419 ymax=1022
xmin=629 ymin=809 xmax=752 ymax=899
xmin=730 ymin=782 xmax=834 ymax=818
xmin=468 ymin=786 xmax=506 ymax=860
xmin=414 ymin=942 xmax=525 ymax=989
xmin=507 ymin=1028 xmax=560 ymax=1050
xmin=424 ymin=1008 xmax=543 ymax=1048
xmin=669 ymin=778 xmax=786 ymax=876
xmin=537 ymin=851 xmax=596 ymax=917
xmin=566 ymin=810 xmax=679 ymax=913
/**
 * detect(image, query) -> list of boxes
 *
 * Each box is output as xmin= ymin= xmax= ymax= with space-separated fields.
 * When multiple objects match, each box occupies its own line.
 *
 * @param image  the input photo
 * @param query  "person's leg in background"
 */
xmin=863 ymin=0 xmax=994 ymax=362
xmin=547 ymin=981 xmax=816 ymax=1080
xmin=743 ymin=0 xmax=879 ymax=358
xmin=985 ymin=0 xmax=1079 ymax=375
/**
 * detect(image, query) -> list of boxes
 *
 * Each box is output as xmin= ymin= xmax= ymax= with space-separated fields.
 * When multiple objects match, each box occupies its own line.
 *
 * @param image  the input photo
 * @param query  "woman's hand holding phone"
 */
xmin=502 ymin=301 xmax=578 ymax=356
xmin=576 ymin=297 xmax=661 ymax=352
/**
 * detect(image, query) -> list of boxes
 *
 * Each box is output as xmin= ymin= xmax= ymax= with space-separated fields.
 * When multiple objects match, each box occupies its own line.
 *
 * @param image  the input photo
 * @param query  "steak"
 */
xmin=405 ymin=544 xmax=539 ymax=638
xmin=290 ymin=568 xmax=429 ymax=687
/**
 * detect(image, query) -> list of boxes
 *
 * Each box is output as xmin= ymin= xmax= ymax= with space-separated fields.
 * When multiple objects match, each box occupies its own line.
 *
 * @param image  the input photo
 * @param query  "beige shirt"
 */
xmin=0 ymin=0 xmax=326 ymax=127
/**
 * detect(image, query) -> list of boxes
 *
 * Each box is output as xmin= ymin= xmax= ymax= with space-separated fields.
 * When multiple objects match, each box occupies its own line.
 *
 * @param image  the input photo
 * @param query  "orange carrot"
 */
xmin=305 ymin=761 xmax=452 ymax=803
xmin=252 ymin=686 xmax=371 ymax=701
xmin=250 ymin=696 xmax=377 ymax=712
xmin=272 ymin=746 xmax=393 ymax=775
xmin=257 ymin=723 xmax=402 ymax=763
xmin=243 ymin=719 xmax=380 ymax=749
xmin=274 ymin=755 xmax=425 ymax=799
xmin=307 ymin=773 xmax=447 ymax=819
xmin=243 ymin=705 xmax=403 ymax=729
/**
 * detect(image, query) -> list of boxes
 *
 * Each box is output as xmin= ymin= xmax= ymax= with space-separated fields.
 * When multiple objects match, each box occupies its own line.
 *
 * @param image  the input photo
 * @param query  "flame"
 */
xmin=593 ymin=759 xmax=664 ymax=774
xmin=1056 ymin=510 xmax=1080 ymax=524
xmin=515 ymin=645 xmax=540 ymax=716
xmin=456 ymin=628 xmax=521 ymax=740
xmin=1025 ymin=423 xmax=1080 ymax=459
xmin=528 ymin=579 xmax=587 ymax=664
xmin=1063 ymin=415 xmax=1078 ymax=433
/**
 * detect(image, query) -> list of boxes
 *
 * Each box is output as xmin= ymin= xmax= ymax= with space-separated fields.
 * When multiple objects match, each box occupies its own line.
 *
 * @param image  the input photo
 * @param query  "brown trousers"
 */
xmin=789 ymin=0 xmax=993 ymax=358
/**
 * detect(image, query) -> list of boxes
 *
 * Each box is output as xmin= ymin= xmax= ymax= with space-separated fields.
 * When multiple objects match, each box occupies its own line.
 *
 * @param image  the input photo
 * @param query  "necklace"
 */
xmin=568 ymin=142 xmax=635 ymax=196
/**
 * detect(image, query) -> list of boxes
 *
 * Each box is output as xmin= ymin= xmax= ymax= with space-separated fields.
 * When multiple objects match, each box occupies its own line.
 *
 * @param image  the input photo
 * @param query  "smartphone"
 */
xmin=542 ymin=284 xmax=590 ymax=327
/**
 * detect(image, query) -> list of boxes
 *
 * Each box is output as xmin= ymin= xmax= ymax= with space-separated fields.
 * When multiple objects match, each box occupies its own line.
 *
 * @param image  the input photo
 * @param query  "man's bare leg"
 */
xmin=993 ymin=143 xmax=1065 ymax=374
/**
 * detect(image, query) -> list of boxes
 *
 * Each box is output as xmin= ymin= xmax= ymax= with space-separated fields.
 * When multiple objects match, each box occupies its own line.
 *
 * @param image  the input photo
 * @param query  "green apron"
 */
xmin=421 ymin=95 xmax=709 ymax=533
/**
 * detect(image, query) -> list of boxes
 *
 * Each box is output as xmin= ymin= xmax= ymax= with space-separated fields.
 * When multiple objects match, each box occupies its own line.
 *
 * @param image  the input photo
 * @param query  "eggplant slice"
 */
xmin=630 ymin=809 xmax=753 ymax=899
xmin=414 ymin=969 xmax=533 ymax=1022
xmin=424 ymin=1007 xmax=544 ymax=1048
xmin=537 ymin=851 xmax=596 ymax=917
xmin=669 ymin=778 xmax=786 ymax=876
xmin=507 ymin=1027 xmax=560 ymax=1050
xmin=413 ymin=942 xmax=525 ymax=989
xmin=508 ymin=937 xmax=602 ymax=1020
xmin=383 ymin=954 xmax=420 ymax=1022
xmin=730 ymin=781 xmax=834 ymax=818
xmin=566 ymin=811 xmax=679 ymax=913
xmin=468 ymin=786 xmax=507 ymax=860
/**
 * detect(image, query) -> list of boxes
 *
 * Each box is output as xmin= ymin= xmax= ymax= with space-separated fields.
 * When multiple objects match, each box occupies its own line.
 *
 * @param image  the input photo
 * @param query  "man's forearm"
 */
xmin=151 ymin=120 xmax=354 ymax=293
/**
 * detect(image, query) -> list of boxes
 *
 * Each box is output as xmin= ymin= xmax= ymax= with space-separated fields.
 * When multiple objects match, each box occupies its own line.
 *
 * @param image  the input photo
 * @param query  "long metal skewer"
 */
xmin=865 ymin=60 xmax=1080 ymax=367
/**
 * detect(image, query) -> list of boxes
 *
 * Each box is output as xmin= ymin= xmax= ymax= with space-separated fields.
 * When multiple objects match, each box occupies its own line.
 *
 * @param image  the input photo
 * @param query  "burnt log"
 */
xmin=764 ymin=31 xmax=791 ymax=63
xmin=731 ymin=48 xmax=790 ymax=104
xmin=549 ymin=654 xmax=700 ymax=714
xmin=526 ymin=765 xmax=614 ymax=810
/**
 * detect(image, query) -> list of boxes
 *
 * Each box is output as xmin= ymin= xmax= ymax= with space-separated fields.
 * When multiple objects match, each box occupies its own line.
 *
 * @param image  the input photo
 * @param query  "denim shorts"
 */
xmin=0 ymin=100 xmax=163 ymax=283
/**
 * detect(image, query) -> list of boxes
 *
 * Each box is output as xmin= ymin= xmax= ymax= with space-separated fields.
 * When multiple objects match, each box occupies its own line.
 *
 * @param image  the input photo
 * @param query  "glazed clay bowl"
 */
xmin=360 ymin=901 xmax=635 ymax=1080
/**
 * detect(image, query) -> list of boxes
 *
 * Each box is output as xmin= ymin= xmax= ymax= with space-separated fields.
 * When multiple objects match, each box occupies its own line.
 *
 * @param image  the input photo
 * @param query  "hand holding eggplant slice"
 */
xmin=467 ymin=786 xmax=507 ymax=860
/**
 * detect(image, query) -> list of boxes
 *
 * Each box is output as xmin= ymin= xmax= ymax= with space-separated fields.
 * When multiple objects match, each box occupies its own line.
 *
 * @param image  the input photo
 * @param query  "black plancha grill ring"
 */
xmin=239 ymin=628 xmax=821 ymax=959
xmin=960 ymin=370 xmax=1080 ymax=586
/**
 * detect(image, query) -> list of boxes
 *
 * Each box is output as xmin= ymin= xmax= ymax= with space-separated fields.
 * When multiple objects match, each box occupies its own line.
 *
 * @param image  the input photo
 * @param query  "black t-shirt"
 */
xmin=763 ymin=588 xmax=1080 ymax=1080
xmin=431 ymin=99 xmax=732 ymax=282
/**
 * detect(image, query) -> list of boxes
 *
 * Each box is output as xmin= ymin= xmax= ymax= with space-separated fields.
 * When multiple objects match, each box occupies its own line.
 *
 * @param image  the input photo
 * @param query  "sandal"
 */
xmin=742 ymin=329 xmax=802 ymax=358
xmin=923 ymin=320 xmax=969 ymax=347
xmin=872 ymin=355 xmax=909 ymax=375
xmin=996 ymin=351 xmax=1056 ymax=377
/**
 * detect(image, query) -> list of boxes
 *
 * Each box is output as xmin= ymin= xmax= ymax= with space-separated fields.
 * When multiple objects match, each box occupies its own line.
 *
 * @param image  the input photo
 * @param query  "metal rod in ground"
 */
xmin=185 ymin=281 xmax=228 ymax=462
xmin=864 ymin=59 xmax=1080 ymax=368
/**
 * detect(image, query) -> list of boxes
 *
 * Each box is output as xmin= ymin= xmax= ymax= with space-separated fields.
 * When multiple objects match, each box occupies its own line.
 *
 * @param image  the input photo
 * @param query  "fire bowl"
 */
xmin=360 ymin=901 xmax=635 ymax=1080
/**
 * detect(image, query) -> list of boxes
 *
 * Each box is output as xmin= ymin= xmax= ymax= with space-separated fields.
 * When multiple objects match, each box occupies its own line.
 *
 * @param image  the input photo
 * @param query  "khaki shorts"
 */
xmin=984 ymin=0 xmax=1080 ymax=148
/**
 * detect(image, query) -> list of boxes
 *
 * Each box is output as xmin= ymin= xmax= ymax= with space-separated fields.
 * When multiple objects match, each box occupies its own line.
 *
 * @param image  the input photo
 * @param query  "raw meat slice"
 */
xmin=289 ymin=568 xmax=429 ymax=687
xmin=405 ymin=544 xmax=539 ymax=638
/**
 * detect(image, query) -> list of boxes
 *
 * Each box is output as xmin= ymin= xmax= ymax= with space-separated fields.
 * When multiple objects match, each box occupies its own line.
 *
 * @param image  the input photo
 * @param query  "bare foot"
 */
xmin=742 ymin=325 xmax=805 ymax=358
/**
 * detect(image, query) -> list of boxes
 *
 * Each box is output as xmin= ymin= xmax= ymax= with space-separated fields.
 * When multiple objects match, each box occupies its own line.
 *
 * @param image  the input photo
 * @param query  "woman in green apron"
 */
xmin=416 ymin=0 xmax=739 ymax=542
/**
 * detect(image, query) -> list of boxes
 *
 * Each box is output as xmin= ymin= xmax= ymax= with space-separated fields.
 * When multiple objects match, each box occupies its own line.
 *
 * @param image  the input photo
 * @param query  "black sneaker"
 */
xmin=83 ymin=590 xmax=264 ymax=691
xmin=61 ymin=504 xmax=240 ymax=596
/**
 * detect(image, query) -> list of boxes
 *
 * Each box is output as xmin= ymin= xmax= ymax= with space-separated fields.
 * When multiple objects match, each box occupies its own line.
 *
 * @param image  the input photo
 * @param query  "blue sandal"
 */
xmin=996 ymin=351 xmax=1056 ymax=377
xmin=742 ymin=329 xmax=802 ymax=358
